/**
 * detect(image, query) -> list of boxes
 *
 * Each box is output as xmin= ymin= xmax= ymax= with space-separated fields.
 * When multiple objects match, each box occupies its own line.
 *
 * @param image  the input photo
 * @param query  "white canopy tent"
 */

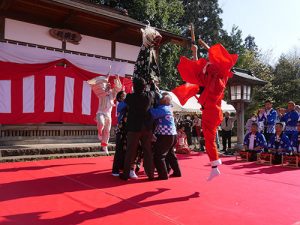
xmin=163 ymin=91 xmax=236 ymax=113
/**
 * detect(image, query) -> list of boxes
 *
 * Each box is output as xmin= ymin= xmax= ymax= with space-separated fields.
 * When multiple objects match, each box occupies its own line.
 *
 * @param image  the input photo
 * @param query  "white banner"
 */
xmin=23 ymin=75 xmax=35 ymax=113
xmin=0 ymin=42 xmax=135 ymax=76
xmin=45 ymin=76 xmax=56 ymax=112
xmin=63 ymin=77 xmax=75 ymax=113
xmin=82 ymin=81 xmax=92 ymax=115
xmin=0 ymin=80 xmax=11 ymax=113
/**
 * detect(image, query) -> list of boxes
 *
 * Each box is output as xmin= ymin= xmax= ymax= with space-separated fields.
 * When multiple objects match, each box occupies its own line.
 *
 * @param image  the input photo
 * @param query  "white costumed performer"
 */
xmin=88 ymin=75 xmax=122 ymax=155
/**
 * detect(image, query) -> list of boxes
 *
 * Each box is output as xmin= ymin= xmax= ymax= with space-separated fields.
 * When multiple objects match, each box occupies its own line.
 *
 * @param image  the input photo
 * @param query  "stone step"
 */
xmin=0 ymin=151 xmax=114 ymax=162
xmin=0 ymin=143 xmax=116 ymax=162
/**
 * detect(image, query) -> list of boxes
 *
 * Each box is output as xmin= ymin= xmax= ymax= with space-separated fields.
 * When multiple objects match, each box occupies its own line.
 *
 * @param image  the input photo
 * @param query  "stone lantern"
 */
xmin=227 ymin=68 xmax=267 ymax=149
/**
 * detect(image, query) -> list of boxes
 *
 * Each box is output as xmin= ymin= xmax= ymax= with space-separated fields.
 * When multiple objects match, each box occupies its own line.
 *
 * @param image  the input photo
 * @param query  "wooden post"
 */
xmin=62 ymin=40 xmax=66 ymax=50
xmin=198 ymin=39 xmax=210 ymax=50
xmin=0 ymin=16 xmax=5 ymax=40
xmin=111 ymin=41 xmax=116 ymax=59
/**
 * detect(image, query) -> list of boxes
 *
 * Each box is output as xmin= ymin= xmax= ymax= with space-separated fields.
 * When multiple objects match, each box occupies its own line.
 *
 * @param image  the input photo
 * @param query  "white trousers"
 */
xmin=96 ymin=113 xmax=111 ymax=146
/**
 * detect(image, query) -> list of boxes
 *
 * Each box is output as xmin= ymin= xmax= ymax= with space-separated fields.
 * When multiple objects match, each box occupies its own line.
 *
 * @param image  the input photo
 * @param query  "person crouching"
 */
xmin=150 ymin=93 xmax=181 ymax=180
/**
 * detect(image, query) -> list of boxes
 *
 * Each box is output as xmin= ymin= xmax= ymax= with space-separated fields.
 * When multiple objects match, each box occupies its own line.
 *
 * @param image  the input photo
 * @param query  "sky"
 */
xmin=218 ymin=0 xmax=300 ymax=62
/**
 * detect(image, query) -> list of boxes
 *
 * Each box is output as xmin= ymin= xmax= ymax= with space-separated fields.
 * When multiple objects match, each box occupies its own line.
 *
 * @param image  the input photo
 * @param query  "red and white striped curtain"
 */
xmin=0 ymin=59 xmax=132 ymax=125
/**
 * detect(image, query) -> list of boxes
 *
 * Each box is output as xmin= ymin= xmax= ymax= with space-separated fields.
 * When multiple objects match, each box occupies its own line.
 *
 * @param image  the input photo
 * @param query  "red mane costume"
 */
xmin=173 ymin=44 xmax=238 ymax=166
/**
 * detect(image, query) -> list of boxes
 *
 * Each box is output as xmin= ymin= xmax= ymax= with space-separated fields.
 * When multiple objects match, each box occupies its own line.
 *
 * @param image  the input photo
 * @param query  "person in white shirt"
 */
xmin=191 ymin=115 xmax=202 ymax=151
xmin=220 ymin=112 xmax=236 ymax=154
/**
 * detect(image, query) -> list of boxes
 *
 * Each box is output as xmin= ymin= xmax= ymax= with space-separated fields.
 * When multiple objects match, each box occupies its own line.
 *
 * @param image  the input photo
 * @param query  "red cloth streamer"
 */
xmin=172 ymin=83 xmax=199 ymax=106
xmin=177 ymin=57 xmax=207 ymax=85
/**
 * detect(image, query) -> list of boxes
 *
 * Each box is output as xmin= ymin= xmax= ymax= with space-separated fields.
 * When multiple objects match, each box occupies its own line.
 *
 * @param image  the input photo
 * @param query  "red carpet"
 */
xmin=0 ymin=152 xmax=300 ymax=225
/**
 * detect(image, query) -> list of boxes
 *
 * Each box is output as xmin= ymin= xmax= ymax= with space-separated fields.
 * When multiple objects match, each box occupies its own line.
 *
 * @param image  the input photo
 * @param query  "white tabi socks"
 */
xmin=207 ymin=159 xmax=222 ymax=181
xmin=102 ymin=146 xmax=109 ymax=156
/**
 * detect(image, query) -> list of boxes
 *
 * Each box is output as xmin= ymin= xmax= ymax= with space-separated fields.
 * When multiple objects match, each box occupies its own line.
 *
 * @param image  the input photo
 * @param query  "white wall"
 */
xmin=66 ymin=35 xmax=111 ymax=57
xmin=3 ymin=18 xmax=136 ymax=74
xmin=116 ymin=42 xmax=140 ymax=61
xmin=5 ymin=18 xmax=62 ymax=48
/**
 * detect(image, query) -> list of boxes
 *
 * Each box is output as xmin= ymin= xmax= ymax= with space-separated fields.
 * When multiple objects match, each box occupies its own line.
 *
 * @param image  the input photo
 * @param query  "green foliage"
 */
xmin=87 ymin=0 xmax=299 ymax=110
xmin=88 ymin=0 xmax=185 ymax=90
xmin=125 ymin=0 xmax=184 ymax=32
xmin=272 ymin=53 xmax=300 ymax=106
xmin=159 ymin=43 xmax=183 ymax=90
xmin=89 ymin=0 xmax=118 ymax=7
xmin=121 ymin=0 xmax=185 ymax=90
xmin=237 ymin=49 xmax=274 ymax=118
xmin=180 ymin=0 xmax=223 ymax=56
xmin=219 ymin=25 xmax=245 ymax=60
xmin=244 ymin=35 xmax=258 ymax=52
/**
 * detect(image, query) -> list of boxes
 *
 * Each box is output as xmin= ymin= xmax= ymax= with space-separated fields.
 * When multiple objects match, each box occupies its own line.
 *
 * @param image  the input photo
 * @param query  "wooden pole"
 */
xmin=198 ymin=38 xmax=210 ymax=50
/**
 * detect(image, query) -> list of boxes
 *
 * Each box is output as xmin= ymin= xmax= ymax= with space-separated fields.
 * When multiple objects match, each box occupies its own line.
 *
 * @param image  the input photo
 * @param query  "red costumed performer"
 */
xmin=172 ymin=40 xmax=238 ymax=180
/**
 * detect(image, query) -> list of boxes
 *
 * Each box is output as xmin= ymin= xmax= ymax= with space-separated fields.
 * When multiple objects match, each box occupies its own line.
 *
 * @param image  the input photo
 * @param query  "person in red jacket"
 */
xmin=172 ymin=41 xmax=238 ymax=180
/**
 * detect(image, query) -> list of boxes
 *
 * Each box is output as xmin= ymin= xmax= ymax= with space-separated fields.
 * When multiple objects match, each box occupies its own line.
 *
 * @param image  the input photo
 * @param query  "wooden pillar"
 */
xmin=62 ymin=40 xmax=66 ymax=50
xmin=111 ymin=41 xmax=116 ymax=59
xmin=0 ymin=16 xmax=5 ymax=40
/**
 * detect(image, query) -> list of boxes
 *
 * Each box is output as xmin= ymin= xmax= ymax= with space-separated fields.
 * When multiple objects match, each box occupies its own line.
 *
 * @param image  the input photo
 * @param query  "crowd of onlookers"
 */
xmin=242 ymin=100 xmax=300 ymax=163
xmin=174 ymin=112 xmax=234 ymax=155
xmin=174 ymin=99 xmax=300 ymax=165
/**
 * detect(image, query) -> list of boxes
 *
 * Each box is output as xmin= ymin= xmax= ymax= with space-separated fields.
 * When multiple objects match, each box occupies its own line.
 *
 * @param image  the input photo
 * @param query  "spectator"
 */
xmin=295 ymin=105 xmax=300 ymax=116
xmin=182 ymin=115 xmax=193 ymax=146
xmin=267 ymin=122 xmax=293 ymax=164
xmin=291 ymin=121 xmax=300 ymax=153
xmin=174 ymin=113 xmax=181 ymax=126
xmin=281 ymin=101 xmax=299 ymax=140
xmin=175 ymin=125 xmax=191 ymax=154
xmin=192 ymin=115 xmax=202 ymax=151
xmin=243 ymin=123 xmax=267 ymax=161
xmin=112 ymin=91 xmax=127 ymax=176
xmin=245 ymin=113 xmax=257 ymax=134
xmin=215 ymin=127 xmax=220 ymax=150
xmin=264 ymin=100 xmax=277 ymax=144
xmin=276 ymin=107 xmax=283 ymax=122
xmin=220 ymin=111 xmax=236 ymax=154
xmin=257 ymin=108 xmax=266 ymax=133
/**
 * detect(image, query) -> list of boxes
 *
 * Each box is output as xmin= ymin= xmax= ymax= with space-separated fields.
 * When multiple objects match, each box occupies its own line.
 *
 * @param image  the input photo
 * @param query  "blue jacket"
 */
xmin=291 ymin=132 xmax=300 ymax=153
xmin=267 ymin=132 xmax=293 ymax=152
xmin=150 ymin=105 xmax=177 ymax=135
xmin=281 ymin=110 xmax=299 ymax=133
xmin=265 ymin=109 xmax=277 ymax=134
xmin=117 ymin=101 xmax=127 ymax=124
xmin=243 ymin=131 xmax=267 ymax=149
